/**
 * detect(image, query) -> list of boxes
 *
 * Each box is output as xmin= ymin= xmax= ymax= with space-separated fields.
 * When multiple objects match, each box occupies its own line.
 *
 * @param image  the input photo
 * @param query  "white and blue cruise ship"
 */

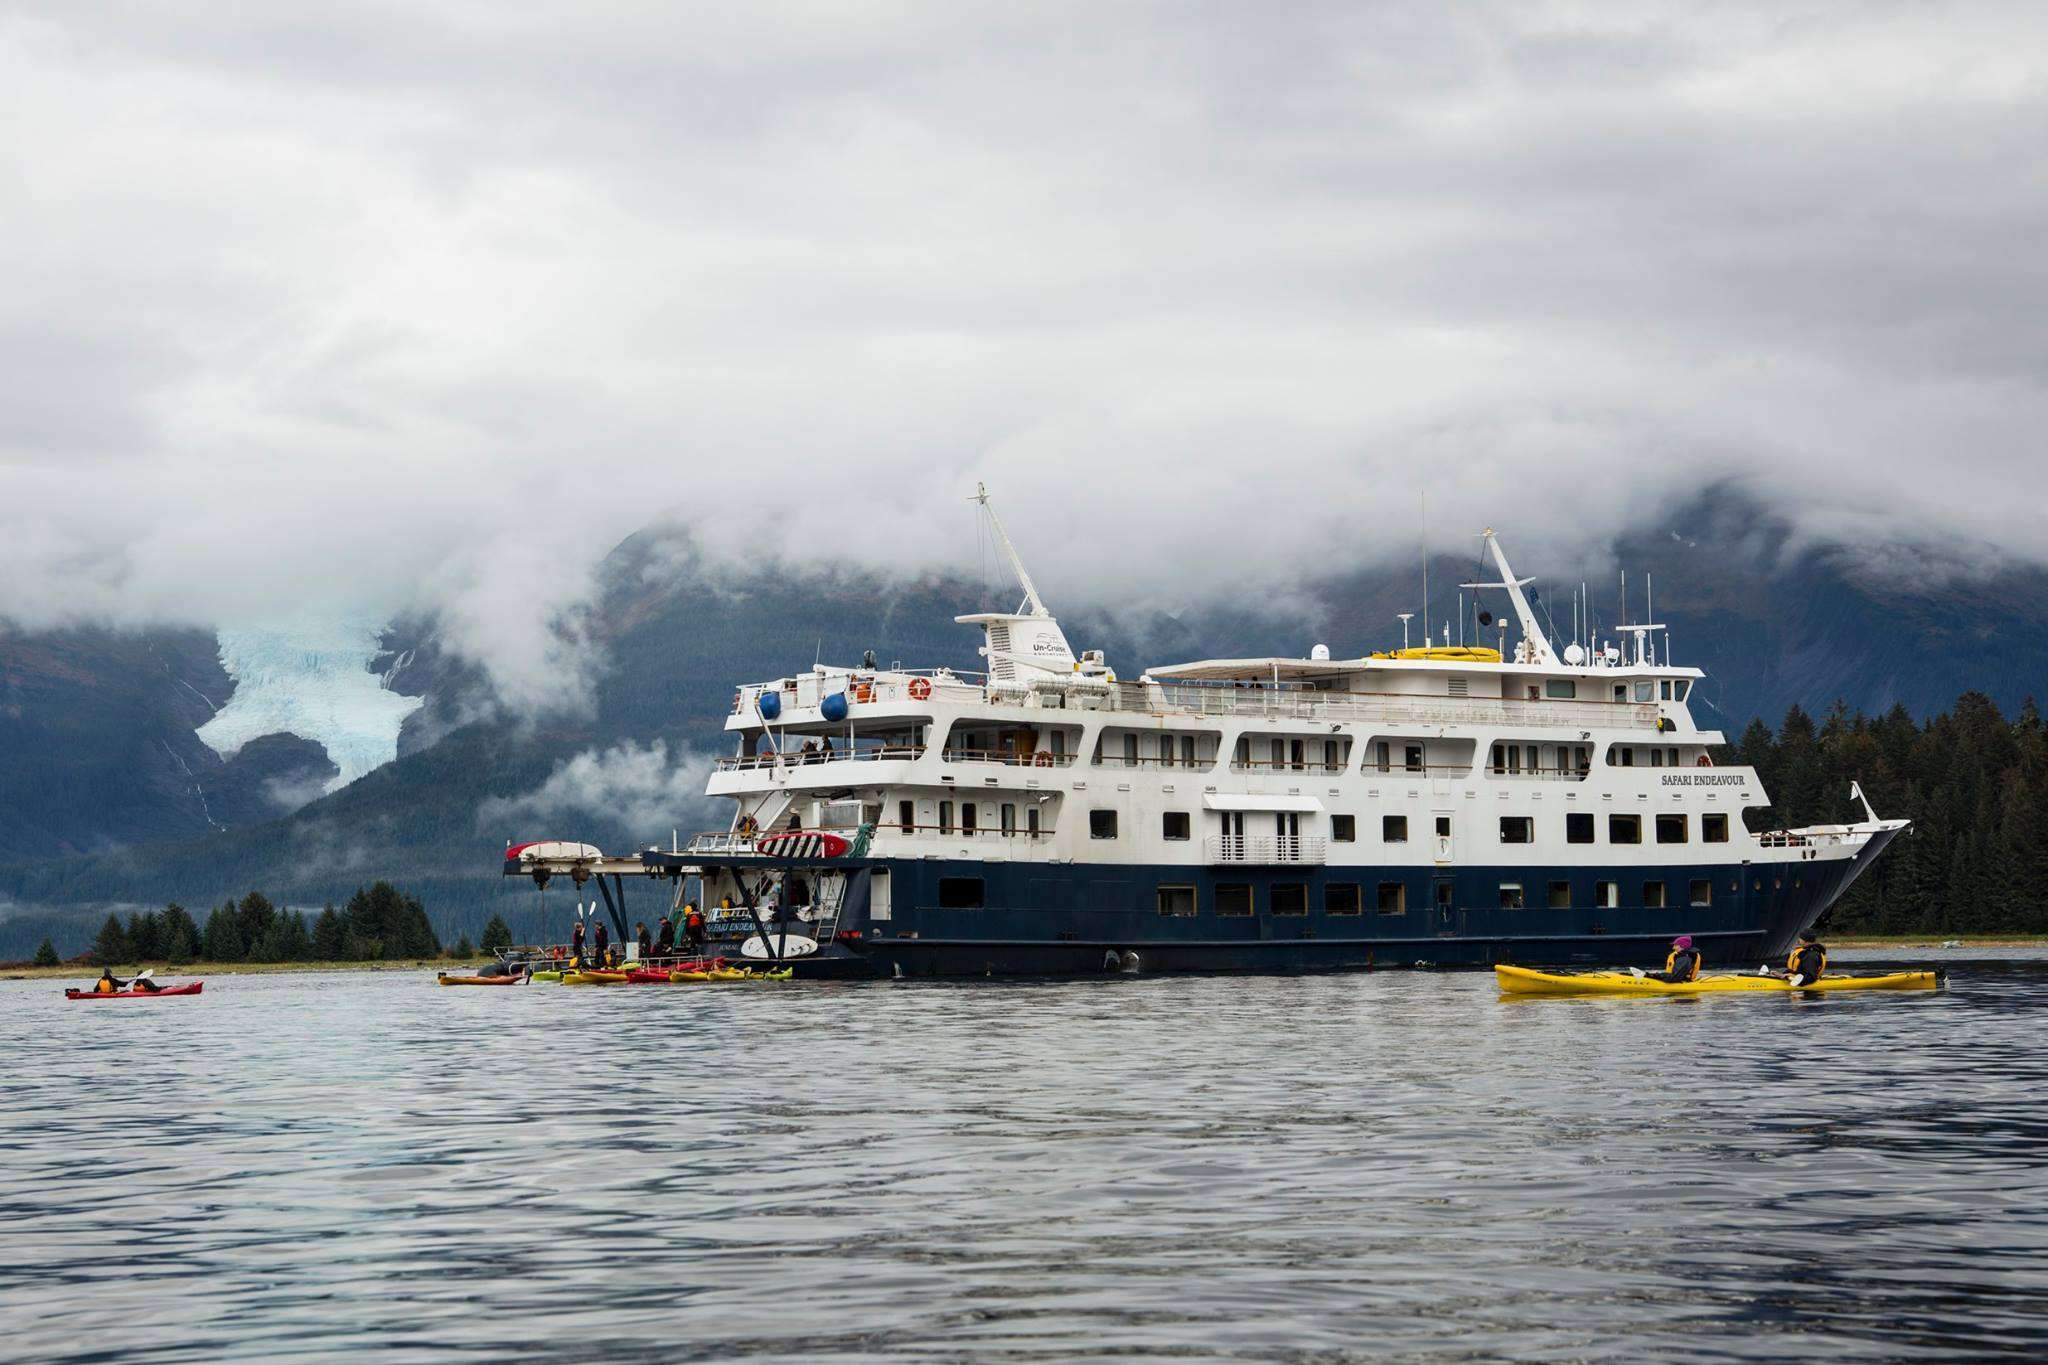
xmin=505 ymin=491 xmax=1906 ymax=977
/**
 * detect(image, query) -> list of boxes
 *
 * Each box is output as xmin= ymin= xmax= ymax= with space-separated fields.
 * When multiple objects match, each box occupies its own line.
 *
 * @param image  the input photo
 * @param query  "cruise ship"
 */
xmin=504 ymin=491 xmax=1906 ymax=977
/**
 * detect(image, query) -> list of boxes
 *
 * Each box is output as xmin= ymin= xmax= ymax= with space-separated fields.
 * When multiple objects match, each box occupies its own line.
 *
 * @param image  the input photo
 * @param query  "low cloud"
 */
xmin=4 ymin=4 xmax=2047 ymax=709
xmin=478 ymin=741 xmax=718 ymax=842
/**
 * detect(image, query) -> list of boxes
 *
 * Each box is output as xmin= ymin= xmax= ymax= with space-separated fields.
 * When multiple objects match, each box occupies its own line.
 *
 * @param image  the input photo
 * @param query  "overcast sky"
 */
xmin=4 ymin=2 xmax=2045 ymax=702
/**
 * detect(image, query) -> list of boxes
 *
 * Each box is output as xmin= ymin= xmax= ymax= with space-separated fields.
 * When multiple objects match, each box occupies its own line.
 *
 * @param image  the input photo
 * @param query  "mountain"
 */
xmin=5 ymin=486 xmax=2046 ymax=957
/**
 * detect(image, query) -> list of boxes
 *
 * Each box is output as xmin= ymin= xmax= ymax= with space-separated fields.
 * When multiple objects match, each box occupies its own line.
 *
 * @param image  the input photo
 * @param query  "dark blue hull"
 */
xmin=767 ymin=833 xmax=1899 ymax=978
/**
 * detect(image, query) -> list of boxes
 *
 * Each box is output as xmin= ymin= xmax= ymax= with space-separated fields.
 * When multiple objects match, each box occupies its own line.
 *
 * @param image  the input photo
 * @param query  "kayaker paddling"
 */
xmin=1631 ymin=935 xmax=1702 ymax=984
xmin=1766 ymin=930 xmax=1828 ymax=986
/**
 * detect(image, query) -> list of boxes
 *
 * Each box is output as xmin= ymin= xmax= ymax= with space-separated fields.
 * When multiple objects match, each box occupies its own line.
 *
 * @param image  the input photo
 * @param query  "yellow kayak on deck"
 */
xmin=1496 ymin=965 xmax=1944 ymax=997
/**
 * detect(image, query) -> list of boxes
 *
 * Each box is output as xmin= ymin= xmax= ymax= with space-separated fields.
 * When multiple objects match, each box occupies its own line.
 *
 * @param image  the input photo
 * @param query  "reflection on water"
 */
xmin=4 ymin=952 xmax=2047 ymax=1360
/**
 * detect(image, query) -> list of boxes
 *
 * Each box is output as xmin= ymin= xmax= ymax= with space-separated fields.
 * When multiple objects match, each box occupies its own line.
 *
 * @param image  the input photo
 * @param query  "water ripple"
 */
xmin=3 ymin=953 xmax=2047 ymax=1359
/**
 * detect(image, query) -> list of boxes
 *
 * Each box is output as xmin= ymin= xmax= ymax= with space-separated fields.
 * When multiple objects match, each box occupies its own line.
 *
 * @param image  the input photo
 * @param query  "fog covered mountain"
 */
xmin=5 ymin=487 xmax=2046 ymax=956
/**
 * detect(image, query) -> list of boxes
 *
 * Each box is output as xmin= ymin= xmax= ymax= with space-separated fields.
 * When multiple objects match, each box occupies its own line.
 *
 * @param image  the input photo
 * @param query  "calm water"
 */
xmin=4 ymin=951 xmax=2047 ymax=1361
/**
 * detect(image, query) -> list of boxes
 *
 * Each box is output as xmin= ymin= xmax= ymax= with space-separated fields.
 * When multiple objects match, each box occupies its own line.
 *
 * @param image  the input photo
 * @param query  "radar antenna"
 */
xmin=971 ymin=482 xmax=1049 ymax=618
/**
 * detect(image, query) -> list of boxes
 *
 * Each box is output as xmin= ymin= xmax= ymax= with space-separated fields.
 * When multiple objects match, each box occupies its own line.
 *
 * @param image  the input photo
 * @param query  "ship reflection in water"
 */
xmin=4 ymin=956 xmax=2046 ymax=1359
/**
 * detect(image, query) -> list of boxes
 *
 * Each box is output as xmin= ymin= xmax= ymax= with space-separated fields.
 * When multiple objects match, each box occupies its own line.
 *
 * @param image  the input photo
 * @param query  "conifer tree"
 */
xmin=33 ymin=938 xmax=60 ymax=968
xmin=159 ymin=905 xmax=202 ymax=964
xmin=480 ymin=915 xmax=513 ymax=954
xmin=202 ymin=905 xmax=244 ymax=962
xmin=91 ymin=915 xmax=129 ymax=966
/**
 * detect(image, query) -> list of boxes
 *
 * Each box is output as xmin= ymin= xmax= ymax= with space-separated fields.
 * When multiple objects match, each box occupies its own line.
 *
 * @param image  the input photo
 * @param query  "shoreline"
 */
xmin=1 ymin=958 xmax=495 ymax=981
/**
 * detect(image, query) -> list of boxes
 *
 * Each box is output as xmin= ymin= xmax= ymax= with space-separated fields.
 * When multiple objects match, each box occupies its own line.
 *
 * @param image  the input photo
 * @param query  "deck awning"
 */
xmin=1203 ymin=793 xmax=1325 ymax=813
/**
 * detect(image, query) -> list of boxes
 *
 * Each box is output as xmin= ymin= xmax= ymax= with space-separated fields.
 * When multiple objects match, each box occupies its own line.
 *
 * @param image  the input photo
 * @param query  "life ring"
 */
xmin=736 ymin=814 xmax=759 ymax=839
xmin=1033 ymin=750 xmax=1053 ymax=768
xmin=853 ymin=681 xmax=873 ymax=703
xmin=1696 ymin=755 xmax=1712 ymax=767
xmin=908 ymin=677 xmax=932 ymax=700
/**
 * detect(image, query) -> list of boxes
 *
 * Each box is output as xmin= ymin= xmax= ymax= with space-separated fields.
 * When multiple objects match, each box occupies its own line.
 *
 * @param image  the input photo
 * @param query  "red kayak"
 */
xmin=66 ymin=982 xmax=203 ymax=1000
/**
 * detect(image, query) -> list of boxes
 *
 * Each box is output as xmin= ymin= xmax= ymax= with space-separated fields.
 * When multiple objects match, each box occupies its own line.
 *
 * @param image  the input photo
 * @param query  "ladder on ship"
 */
xmin=808 ymin=873 xmax=849 ymax=946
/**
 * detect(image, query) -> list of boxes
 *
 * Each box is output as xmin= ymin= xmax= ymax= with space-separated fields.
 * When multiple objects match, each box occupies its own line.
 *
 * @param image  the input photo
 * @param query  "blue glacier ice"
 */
xmin=196 ymin=621 xmax=425 ymax=794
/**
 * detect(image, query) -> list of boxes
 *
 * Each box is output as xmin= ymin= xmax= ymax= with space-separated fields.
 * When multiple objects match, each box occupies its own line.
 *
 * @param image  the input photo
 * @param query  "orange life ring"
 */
xmin=854 ymin=682 xmax=873 ymax=703
xmin=1696 ymin=755 xmax=1712 ymax=767
xmin=908 ymin=677 xmax=932 ymax=700
xmin=1033 ymin=750 xmax=1053 ymax=768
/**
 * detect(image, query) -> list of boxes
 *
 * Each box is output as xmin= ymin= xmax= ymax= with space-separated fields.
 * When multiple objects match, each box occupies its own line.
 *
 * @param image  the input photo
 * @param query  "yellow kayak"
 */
xmin=560 ymin=970 xmax=631 ymax=986
xmin=1496 ymin=965 xmax=1944 ymax=997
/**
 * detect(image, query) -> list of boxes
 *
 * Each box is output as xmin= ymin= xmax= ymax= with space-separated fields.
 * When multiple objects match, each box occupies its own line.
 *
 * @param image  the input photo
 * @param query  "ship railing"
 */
xmin=940 ymin=747 xmax=1077 ymax=768
xmin=1757 ymin=829 xmax=1866 ymax=850
xmin=733 ymin=672 xmax=989 ymax=714
xmin=1205 ymin=835 xmax=1329 ymax=865
xmin=716 ymin=744 xmax=927 ymax=771
xmin=1107 ymin=680 xmax=1661 ymax=731
xmin=1227 ymin=759 xmax=1348 ymax=775
xmin=1094 ymin=753 xmax=1217 ymax=770
xmin=1484 ymin=764 xmax=1592 ymax=782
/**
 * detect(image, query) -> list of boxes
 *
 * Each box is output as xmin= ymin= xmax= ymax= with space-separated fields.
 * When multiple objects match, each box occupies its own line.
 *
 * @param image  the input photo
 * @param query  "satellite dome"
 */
xmin=1310 ymin=643 xmax=1331 ymax=661
xmin=1563 ymin=642 xmax=1585 ymax=665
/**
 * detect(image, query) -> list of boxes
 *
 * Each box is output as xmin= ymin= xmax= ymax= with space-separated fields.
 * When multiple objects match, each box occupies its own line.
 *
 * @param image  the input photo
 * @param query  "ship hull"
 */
xmin=753 ymin=830 xmax=1899 ymax=978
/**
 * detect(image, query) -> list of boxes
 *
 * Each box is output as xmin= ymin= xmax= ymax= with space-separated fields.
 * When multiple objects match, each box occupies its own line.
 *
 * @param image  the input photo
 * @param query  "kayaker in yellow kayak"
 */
xmin=1632 ymin=935 xmax=1702 ymax=984
xmin=1777 ymin=931 xmax=1828 ymax=986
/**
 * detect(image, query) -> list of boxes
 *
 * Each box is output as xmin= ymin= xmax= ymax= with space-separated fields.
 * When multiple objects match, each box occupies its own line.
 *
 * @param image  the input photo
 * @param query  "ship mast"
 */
xmin=972 ymin=482 xmax=1049 ymax=618
xmin=1460 ymin=529 xmax=1557 ymax=665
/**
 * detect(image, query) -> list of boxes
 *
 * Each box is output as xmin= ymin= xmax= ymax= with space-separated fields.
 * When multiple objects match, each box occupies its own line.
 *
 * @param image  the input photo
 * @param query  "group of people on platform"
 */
xmin=565 ymin=904 xmax=708 ymax=968
xmin=1635 ymin=931 xmax=1828 ymax=984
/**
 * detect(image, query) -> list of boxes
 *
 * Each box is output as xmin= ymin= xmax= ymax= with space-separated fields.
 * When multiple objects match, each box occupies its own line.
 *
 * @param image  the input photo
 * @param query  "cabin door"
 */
xmin=1221 ymin=811 xmax=1246 ymax=859
xmin=1275 ymin=811 xmax=1300 ymax=860
xmin=1432 ymin=811 xmax=1454 ymax=865
xmin=1433 ymin=876 xmax=1457 ymax=935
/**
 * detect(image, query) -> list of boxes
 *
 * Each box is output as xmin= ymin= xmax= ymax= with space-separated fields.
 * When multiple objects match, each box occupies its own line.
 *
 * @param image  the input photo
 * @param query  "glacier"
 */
xmin=196 ymin=621 xmax=425 ymax=796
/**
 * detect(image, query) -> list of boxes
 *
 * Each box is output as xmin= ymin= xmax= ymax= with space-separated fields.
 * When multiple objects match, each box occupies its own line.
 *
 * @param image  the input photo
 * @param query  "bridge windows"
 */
xmin=1609 ymin=814 xmax=1642 ymax=845
xmin=1566 ymin=812 xmax=1595 ymax=844
xmin=1376 ymin=882 xmax=1407 ymax=914
xmin=1157 ymin=885 xmax=1197 ymax=917
xmin=1089 ymin=809 xmax=1119 ymax=839
xmin=1272 ymin=884 xmax=1307 ymax=916
xmin=1331 ymin=814 xmax=1356 ymax=842
xmin=1162 ymin=811 xmax=1191 ymax=841
xmin=1499 ymin=816 xmax=1534 ymax=844
xmin=1689 ymin=879 xmax=1713 ymax=907
xmin=1656 ymin=814 xmax=1688 ymax=844
xmin=1217 ymin=883 xmax=1253 ymax=917
xmin=1325 ymin=883 xmax=1362 ymax=915
xmin=1383 ymin=815 xmax=1409 ymax=843
xmin=1702 ymin=813 xmax=1729 ymax=842
xmin=938 ymin=877 xmax=985 ymax=909
xmin=1547 ymin=880 xmax=1571 ymax=909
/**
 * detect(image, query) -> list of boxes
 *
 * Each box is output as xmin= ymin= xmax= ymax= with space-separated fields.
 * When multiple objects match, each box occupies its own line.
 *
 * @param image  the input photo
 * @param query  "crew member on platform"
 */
xmin=594 ymin=919 xmax=611 ymax=968
xmin=684 ymin=903 xmax=707 ymax=955
xmin=570 ymin=918 xmax=586 ymax=967
xmin=636 ymin=921 xmax=652 ymax=962
xmin=655 ymin=914 xmax=675 ymax=958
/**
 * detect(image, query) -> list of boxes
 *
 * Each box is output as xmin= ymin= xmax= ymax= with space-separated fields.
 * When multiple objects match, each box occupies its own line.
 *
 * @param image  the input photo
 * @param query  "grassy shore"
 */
xmin=1831 ymin=936 xmax=2048 ymax=948
xmin=1 ymin=958 xmax=494 ymax=981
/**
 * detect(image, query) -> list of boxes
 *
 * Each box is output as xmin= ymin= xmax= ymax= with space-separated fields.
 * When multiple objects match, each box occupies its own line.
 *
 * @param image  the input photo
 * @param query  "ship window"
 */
xmin=1674 ymin=680 xmax=1690 ymax=700
xmin=1405 ymin=745 xmax=1424 ymax=772
xmin=1384 ymin=815 xmax=1409 ymax=843
xmin=1689 ymin=879 xmax=1712 ymax=907
xmin=1548 ymin=880 xmax=1571 ymax=909
xmin=1566 ymin=813 xmax=1595 ymax=844
xmin=1181 ymin=735 xmax=1198 ymax=767
xmin=1634 ymin=682 xmax=1655 ymax=702
xmin=1161 ymin=811 xmax=1191 ymax=841
xmin=1217 ymin=883 xmax=1253 ymax=917
xmin=1644 ymin=881 xmax=1668 ymax=909
xmin=1545 ymin=679 xmax=1577 ymax=699
xmin=961 ymin=803 xmax=977 ymax=834
xmin=1377 ymin=882 xmax=1407 ymax=914
xmin=1667 ymin=748 xmax=1680 ymax=766
xmin=1272 ymin=884 xmax=1307 ymax=916
xmin=1326 ymin=883 xmax=1362 ymax=915
xmin=1157 ymin=885 xmax=1197 ymax=918
xmin=898 ymin=800 xmax=914 ymax=833
xmin=1291 ymin=740 xmax=1306 ymax=771
xmin=1435 ymin=815 xmax=1451 ymax=838
xmin=1499 ymin=816 xmax=1533 ymax=844
xmin=1614 ymin=684 xmax=1627 ymax=702
xmin=1595 ymin=880 xmax=1618 ymax=909
xmin=1323 ymin=740 xmax=1340 ymax=771
xmin=1507 ymin=746 xmax=1522 ymax=775
xmin=1499 ymin=883 xmax=1525 ymax=909
xmin=1703 ymin=813 xmax=1729 ymax=843
xmin=1651 ymin=748 xmax=1665 ymax=767
xmin=1001 ymin=803 xmax=1016 ymax=836
xmin=1158 ymin=734 xmax=1175 ymax=766
xmin=1660 ymin=680 xmax=1673 ymax=700
xmin=1620 ymin=747 xmax=1635 ymax=767
xmin=1235 ymin=736 xmax=1250 ymax=766
xmin=1656 ymin=814 xmax=1688 ymax=844
xmin=938 ymin=877 xmax=984 ymax=909
xmin=1490 ymin=744 xmax=1505 ymax=774
xmin=1375 ymin=741 xmax=1391 ymax=773
xmin=1331 ymin=814 xmax=1356 ymax=842
xmin=1124 ymin=734 xmax=1139 ymax=765
xmin=1575 ymin=746 xmax=1591 ymax=773
xmin=1027 ymin=806 xmax=1041 ymax=837
xmin=1089 ymin=809 xmax=1118 ymax=839
xmin=939 ymin=800 xmax=954 ymax=834
xmin=1609 ymin=814 xmax=1641 ymax=844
